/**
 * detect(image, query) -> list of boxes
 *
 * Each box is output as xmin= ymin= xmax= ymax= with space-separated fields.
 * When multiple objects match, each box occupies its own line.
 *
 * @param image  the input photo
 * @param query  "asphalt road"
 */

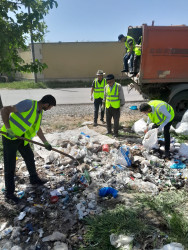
xmin=0 ymin=87 xmax=144 ymax=106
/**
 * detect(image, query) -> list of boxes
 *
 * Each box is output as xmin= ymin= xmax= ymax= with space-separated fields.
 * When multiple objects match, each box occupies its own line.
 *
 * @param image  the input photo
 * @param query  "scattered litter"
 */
xmin=17 ymin=211 xmax=26 ymax=221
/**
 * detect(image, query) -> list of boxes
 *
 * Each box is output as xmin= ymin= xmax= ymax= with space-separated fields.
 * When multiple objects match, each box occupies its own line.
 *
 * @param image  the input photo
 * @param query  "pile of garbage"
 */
xmin=0 ymin=124 xmax=188 ymax=249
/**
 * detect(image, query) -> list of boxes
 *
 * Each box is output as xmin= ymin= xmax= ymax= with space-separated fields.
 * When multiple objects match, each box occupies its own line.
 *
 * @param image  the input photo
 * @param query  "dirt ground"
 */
xmin=41 ymin=103 xmax=144 ymax=135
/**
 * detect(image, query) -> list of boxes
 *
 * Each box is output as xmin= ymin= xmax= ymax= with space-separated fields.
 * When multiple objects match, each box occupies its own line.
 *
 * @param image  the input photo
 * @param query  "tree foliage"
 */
xmin=0 ymin=0 xmax=58 ymax=74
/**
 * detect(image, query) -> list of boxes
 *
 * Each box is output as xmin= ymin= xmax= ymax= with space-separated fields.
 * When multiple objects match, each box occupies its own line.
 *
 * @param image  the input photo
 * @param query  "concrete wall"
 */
xmin=15 ymin=47 xmax=34 ymax=80
xmin=17 ymin=42 xmax=125 ymax=81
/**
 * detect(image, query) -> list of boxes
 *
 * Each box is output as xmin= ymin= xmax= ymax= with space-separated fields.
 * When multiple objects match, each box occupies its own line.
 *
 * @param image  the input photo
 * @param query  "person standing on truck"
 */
xmin=139 ymin=100 xmax=175 ymax=159
xmin=90 ymin=70 xmax=106 ymax=126
xmin=1 ymin=95 xmax=56 ymax=203
xmin=133 ymin=36 xmax=142 ymax=76
xmin=103 ymin=74 xmax=125 ymax=137
xmin=118 ymin=34 xmax=135 ymax=73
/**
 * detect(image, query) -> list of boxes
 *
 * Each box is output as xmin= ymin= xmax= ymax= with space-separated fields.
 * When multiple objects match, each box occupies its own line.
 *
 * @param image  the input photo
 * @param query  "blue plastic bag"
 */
xmin=170 ymin=159 xmax=186 ymax=169
xmin=99 ymin=187 xmax=118 ymax=198
xmin=129 ymin=105 xmax=138 ymax=110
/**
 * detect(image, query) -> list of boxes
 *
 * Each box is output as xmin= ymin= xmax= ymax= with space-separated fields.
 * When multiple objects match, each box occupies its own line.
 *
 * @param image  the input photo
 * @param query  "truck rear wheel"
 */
xmin=169 ymin=91 xmax=188 ymax=121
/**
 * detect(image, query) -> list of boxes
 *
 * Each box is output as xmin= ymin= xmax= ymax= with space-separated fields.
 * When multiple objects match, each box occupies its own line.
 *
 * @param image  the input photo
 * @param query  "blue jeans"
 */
xmin=123 ymin=52 xmax=134 ymax=72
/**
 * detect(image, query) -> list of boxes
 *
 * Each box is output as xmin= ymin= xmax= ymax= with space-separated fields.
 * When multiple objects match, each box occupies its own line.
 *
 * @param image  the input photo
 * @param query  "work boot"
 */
xmin=93 ymin=122 xmax=97 ymax=127
xmin=164 ymin=151 xmax=170 ymax=159
xmin=5 ymin=193 xmax=20 ymax=204
xmin=30 ymin=176 xmax=47 ymax=185
xmin=121 ymin=69 xmax=128 ymax=73
xmin=100 ymin=119 xmax=105 ymax=124
xmin=106 ymin=131 xmax=112 ymax=135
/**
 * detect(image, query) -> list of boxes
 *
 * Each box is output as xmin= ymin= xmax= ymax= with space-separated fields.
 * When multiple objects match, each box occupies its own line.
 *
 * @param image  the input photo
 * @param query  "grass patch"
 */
xmin=0 ymin=81 xmax=47 ymax=89
xmin=0 ymin=78 xmax=132 ymax=89
xmin=138 ymin=190 xmax=188 ymax=247
xmin=80 ymin=191 xmax=188 ymax=249
xmin=80 ymin=205 xmax=156 ymax=250
xmin=171 ymin=132 xmax=188 ymax=143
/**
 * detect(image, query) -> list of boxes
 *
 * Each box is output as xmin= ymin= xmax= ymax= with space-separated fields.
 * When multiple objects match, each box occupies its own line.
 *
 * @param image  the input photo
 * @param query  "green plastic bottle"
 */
xmin=84 ymin=169 xmax=91 ymax=184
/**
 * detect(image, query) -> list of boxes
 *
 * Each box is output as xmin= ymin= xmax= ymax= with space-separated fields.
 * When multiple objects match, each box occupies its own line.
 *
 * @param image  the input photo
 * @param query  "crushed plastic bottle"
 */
xmin=99 ymin=187 xmax=118 ymax=198
xmin=79 ymin=175 xmax=88 ymax=187
xmin=68 ymin=186 xmax=79 ymax=192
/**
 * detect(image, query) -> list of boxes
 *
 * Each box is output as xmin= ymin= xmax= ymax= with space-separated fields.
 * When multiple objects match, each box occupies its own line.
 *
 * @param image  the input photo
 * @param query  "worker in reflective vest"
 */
xmin=133 ymin=36 xmax=142 ymax=76
xmin=1 ymin=95 xmax=56 ymax=203
xmin=91 ymin=70 xmax=106 ymax=126
xmin=118 ymin=34 xmax=135 ymax=73
xmin=139 ymin=100 xmax=175 ymax=159
xmin=103 ymin=74 xmax=125 ymax=137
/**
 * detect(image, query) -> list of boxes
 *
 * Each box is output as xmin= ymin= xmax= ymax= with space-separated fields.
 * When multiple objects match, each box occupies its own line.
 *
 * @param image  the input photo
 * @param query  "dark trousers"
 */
xmin=106 ymin=107 xmax=120 ymax=135
xmin=123 ymin=52 xmax=134 ymax=72
xmin=152 ymin=121 xmax=172 ymax=152
xmin=133 ymin=55 xmax=141 ymax=74
xmin=2 ymin=136 xmax=37 ymax=194
xmin=94 ymin=98 xmax=105 ymax=123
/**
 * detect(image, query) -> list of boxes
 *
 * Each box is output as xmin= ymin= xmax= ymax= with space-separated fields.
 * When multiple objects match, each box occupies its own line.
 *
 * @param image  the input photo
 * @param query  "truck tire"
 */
xmin=169 ymin=91 xmax=188 ymax=121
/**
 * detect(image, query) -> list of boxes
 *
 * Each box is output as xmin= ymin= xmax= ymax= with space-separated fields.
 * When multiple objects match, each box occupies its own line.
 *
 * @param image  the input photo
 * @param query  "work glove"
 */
xmin=90 ymin=96 xmax=93 ymax=101
xmin=44 ymin=141 xmax=52 ymax=151
xmin=6 ymin=128 xmax=15 ymax=139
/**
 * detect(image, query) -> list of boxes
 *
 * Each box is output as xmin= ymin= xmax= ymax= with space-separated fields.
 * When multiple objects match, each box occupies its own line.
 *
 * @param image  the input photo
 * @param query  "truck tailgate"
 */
xmin=140 ymin=25 xmax=188 ymax=83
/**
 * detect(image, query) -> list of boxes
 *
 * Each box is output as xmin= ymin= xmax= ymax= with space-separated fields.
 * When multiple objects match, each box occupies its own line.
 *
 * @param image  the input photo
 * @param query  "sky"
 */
xmin=43 ymin=0 xmax=188 ymax=43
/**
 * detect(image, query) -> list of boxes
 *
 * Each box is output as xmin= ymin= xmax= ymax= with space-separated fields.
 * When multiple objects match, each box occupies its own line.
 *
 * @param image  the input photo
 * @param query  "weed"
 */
xmin=171 ymin=132 xmax=188 ymax=143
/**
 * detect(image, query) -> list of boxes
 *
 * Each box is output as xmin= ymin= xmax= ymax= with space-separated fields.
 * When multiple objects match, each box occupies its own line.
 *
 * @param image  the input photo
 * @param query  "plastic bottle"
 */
xmin=102 ymin=144 xmax=109 ymax=152
xmin=68 ymin=186 xmax=79 ymax=192
xmin=99 ymin=187 xmax=118 ymax=198
xmin=84 ymin=169 xmax=91 ymax=184
xmin=79 ymin=175 xmax=88 ymax=187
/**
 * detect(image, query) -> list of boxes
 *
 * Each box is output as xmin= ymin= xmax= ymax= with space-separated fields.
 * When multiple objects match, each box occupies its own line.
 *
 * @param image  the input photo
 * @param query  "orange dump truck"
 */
xmin=128 ymin=24 xmax=188 ymax=120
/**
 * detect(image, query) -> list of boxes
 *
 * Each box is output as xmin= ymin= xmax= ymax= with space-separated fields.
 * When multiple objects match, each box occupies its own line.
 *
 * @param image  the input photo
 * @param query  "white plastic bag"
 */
xmin=179 ymin=143 xmax=188 ymax=158
xmin=175 ymin=110 xmax=188 ymax=135
xmin=132 ymin=118 xmax=147 ymax=135
xmin=153 ymin=242 xmax=185 ymax=250
xmin=181 ymin=109 xmax=188 ymax=122
xmin=142 ymin=128 xmax=158 ymax=151
xmin=115 ymin=145 xmax=132 ymax=167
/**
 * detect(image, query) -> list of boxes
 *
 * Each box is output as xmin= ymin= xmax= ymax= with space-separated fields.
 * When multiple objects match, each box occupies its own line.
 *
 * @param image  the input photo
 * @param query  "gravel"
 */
xmin=43 ymin=102 xmax=144 ymax=118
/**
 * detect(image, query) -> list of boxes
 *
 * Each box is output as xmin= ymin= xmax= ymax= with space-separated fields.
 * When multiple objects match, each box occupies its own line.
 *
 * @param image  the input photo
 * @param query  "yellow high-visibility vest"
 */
xmin=106 ymin=82 xmax=120 ymax=108
xmin=148 ymin=100 xmax=174 ymax=125
xmin=125 ymin=35 xmax=135 ymax=52
xmin=93 ymin=78 xmax=106 ymax=99
xmin=135 ymin=36 xmax=142 ymax=56
xmin=1 ymin=100 xmax=43 ymax=145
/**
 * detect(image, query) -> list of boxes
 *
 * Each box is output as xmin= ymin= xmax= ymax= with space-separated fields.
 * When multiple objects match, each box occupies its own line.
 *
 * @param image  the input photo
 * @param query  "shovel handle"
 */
xmin=0 ymin=131 xmax=78 ymax=163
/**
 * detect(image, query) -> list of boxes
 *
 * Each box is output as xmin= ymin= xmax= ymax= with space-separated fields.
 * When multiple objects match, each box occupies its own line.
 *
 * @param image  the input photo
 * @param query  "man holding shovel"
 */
xmin=139 ymin=100 xmax=174 ymax=159
xmin=1 ymin=95 xmax=56 ymax=203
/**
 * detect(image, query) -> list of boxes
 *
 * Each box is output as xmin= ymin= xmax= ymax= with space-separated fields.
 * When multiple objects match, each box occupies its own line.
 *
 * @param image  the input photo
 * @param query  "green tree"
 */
xmin=0 ymin=0 xmax=58 ymax=75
